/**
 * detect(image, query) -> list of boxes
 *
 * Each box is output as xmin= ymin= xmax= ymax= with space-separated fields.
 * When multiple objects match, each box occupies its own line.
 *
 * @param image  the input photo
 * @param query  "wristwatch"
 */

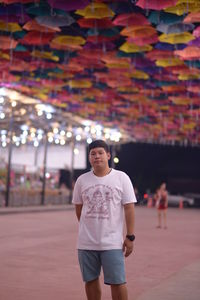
xmin=126 ymin=234 xmax=135 ymax=241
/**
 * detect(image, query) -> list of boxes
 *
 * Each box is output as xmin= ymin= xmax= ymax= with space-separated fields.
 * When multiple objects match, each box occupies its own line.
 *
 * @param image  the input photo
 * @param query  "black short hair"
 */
xmin=88 ymin=140 xmax=110 ymax=153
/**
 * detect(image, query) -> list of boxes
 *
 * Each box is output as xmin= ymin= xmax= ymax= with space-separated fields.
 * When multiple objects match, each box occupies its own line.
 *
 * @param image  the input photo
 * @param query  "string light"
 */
xmin=0 ymin=112 xmax=5 ymax=119
xmin=113 ymin=157 xmax=119 ymax=164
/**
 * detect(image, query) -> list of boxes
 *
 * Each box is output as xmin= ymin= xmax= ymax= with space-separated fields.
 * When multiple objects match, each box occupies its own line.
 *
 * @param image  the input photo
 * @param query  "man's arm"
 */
xmin=75 ymin=204 xmax=83 ymax=221
xmin=123 ymin=203 xmax=135 ymax=257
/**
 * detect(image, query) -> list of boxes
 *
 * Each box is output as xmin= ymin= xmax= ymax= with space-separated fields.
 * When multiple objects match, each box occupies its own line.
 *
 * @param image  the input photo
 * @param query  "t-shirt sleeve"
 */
xmin=72 ymin=177 xmax=83 ymax=205
xmin=121 ymin=173 xmax=137 ymax=204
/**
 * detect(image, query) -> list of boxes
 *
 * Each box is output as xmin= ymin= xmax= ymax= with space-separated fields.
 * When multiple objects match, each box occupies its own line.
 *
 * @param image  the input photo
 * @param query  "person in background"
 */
xmin=72 ymin=139 xmax=137 ymax=300
xmin=155 ymin=182 xmax=168 ymax=229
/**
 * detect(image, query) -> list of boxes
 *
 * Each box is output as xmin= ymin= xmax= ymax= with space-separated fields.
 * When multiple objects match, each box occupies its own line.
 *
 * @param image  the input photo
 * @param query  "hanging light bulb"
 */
xmin=34 ymin=140 xmax=39 ymax=147
xmin=87 ymin=137 xmax=92 ymax=144
xmin=46 ymin=113 xmax=52 ymax=119
xmin=11 ymin=101 xmax=17 ymax=107
xmin=66 ymin=131 xmax=72 ymax=138
xmin=76 ymin=134 xmax=81 ymax=141
xmin=48 ymin=136 xmax=53 ymax=143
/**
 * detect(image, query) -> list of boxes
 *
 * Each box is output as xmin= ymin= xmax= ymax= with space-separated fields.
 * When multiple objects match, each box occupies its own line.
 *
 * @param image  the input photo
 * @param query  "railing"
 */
xmin=0 ymin=188 xmax=70 ymax=207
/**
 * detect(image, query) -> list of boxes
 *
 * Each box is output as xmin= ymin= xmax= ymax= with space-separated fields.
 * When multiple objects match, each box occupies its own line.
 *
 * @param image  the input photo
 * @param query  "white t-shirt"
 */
xmin=72 ymin=169 xmax=137 ymax=250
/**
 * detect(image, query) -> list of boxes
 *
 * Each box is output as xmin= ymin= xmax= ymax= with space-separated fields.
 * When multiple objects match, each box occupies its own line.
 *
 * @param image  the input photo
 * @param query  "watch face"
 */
xmin=126 ymin=234 xmax=135 ymax=241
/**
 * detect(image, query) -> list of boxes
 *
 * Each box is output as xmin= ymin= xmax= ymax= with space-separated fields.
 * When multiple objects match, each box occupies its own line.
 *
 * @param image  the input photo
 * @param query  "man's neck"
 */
xmin=93 ymin=167 xmax=112 ymax=177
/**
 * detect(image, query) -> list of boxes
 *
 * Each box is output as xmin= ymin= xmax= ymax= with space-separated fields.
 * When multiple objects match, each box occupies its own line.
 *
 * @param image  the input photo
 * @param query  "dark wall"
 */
xmin=115 ymin=142 xmax=200 ymax=194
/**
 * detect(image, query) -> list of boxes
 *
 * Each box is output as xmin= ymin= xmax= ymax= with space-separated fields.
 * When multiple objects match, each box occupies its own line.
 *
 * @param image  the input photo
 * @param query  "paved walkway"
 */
xmin=0 ymin=205 xmax=199 ymax=300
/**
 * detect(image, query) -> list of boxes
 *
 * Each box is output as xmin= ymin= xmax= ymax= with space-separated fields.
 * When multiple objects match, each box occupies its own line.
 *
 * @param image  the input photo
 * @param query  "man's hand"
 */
xmin=123 ymin=238 xmax=134 ymax=257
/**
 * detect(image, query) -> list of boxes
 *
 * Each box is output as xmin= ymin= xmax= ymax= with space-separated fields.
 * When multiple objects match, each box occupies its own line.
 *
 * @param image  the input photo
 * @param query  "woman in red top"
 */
xmin=155 ymin=182 xmax=168 ymax=229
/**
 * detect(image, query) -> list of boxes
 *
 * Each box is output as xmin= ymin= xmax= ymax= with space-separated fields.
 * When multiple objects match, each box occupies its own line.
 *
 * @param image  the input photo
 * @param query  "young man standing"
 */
xmin=72 ymin=140 xmax=137 ymax=300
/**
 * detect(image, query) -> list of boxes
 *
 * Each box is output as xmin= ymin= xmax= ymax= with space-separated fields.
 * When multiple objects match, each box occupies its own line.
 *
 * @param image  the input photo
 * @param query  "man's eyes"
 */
xmin=91 ymin=152 xmax=104 ymax=156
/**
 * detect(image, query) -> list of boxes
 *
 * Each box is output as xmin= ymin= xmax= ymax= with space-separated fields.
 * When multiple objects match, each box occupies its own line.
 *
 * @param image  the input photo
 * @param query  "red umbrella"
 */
xmin=78 ymin=18 xmax=113 ymax=28
xmin=20 ymin=31 xmax=55 ymax=45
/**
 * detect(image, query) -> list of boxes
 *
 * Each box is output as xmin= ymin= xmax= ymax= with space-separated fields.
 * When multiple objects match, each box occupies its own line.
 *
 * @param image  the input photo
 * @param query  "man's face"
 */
xmin=89 ymin=147 xmax=111 ymax=169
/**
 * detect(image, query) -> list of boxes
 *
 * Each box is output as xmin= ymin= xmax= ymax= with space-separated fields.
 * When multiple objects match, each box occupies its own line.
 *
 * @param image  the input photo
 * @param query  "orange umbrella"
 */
xmin=183 ymin=12 xmax=200 ymax=23
xmin=174 ymin=46 xmax=200 ymax=60
xmin=0 ymin=36 xmax=18 ymax=49
xmin=23 ymin=19 xmax=60 ymax=32
xmin=162 ymin=85 xmax=186 ymax=93
xmin=121 ymin=25 xmax=157 ymax=38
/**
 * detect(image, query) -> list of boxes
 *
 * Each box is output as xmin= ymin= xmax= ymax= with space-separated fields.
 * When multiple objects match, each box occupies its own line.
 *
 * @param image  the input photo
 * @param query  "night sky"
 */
xmin=77 ymin=142 xmax=200 ymax=196
xmin=114 ymin=142 xmax=200 ymax=195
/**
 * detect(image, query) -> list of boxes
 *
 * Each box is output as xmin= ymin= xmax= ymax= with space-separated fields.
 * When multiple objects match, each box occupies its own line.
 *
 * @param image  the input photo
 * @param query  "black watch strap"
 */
xmin=126 ymin=234 xmax=135 ymax=241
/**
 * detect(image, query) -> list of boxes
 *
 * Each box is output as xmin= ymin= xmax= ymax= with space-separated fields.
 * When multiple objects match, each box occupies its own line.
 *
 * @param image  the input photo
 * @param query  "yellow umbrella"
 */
xmin=129 ymin=70 xmax=149 ymax=79
xmin=106 ymin=61 xmax=130 ymax=69
xmin=119 ymin=42 xmax=152 ymax=53
xmin=31 ymin=50 xmax=59 ymax=62
xmin=117 ymin=87 xmax=139 ymax=93
xmin=182 ymin=123 xmax=197 ymax=130
xmin=0 ymin=51 xmax=9 ymax=60
xmin=165 ymin=2 xmax=200 ymax=15
xmin=159 ymin=32 xmax=194 ymax=44
xmin=0 ymin=20 xmax=22 ymax=32
xmin=51 ymin=35 xmax=85 ymax=50
xmin=156 ymin=57 xmax=184 ymax=67
xmin=178 ymin=73 xmax=200 ymax=80
xmin=76 ymin=2 xmax=115 ymax=19
xmin=68 ymin=79 xmax=92 ymax=88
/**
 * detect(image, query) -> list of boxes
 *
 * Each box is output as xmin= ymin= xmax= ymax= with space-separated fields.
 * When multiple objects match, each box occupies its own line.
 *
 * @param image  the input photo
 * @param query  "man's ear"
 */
xmin=107 ymin=152 xmax=111 ymax=160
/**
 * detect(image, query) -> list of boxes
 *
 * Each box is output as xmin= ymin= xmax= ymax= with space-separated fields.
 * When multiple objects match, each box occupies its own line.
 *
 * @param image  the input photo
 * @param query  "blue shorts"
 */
xmin=78 ymin=249 xmax=126 ymax=285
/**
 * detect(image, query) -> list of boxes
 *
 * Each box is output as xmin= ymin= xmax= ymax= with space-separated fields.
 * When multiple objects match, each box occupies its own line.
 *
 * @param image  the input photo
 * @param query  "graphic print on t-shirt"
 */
xmin=82 ymin=184 xmax=113 ymax=219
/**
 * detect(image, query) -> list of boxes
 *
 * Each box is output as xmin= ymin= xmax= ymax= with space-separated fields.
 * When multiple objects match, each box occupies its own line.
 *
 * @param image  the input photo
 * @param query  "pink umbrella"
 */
xmin=136 ymin=0 xmax=178 ymax=10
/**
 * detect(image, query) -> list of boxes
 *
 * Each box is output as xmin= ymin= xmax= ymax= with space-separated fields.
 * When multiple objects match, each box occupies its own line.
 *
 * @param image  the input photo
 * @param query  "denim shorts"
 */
xmin=78 ymin=249 xmax=126 ymax=285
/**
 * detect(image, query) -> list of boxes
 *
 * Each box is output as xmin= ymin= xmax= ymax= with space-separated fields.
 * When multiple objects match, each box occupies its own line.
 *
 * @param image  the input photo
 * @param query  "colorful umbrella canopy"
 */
xmin=0 ymin=0 xmax=199 ymax=146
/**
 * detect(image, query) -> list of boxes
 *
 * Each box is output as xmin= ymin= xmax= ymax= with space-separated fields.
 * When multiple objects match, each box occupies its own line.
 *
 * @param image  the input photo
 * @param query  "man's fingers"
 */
xmin=125 ymin=247 xmax=133 ymax=257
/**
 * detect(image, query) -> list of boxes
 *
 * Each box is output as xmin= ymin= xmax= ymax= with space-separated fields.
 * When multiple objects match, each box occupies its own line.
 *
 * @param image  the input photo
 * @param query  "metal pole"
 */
xmin=5 ymin=116 xmax=13 ymax=207
xmin=41 ymin=134 xmax=48 ymax=205
xmin=34 ymin=144 xmax=39 ymax=167
xmin=69 ymin=139 xmax=75 ymax=203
